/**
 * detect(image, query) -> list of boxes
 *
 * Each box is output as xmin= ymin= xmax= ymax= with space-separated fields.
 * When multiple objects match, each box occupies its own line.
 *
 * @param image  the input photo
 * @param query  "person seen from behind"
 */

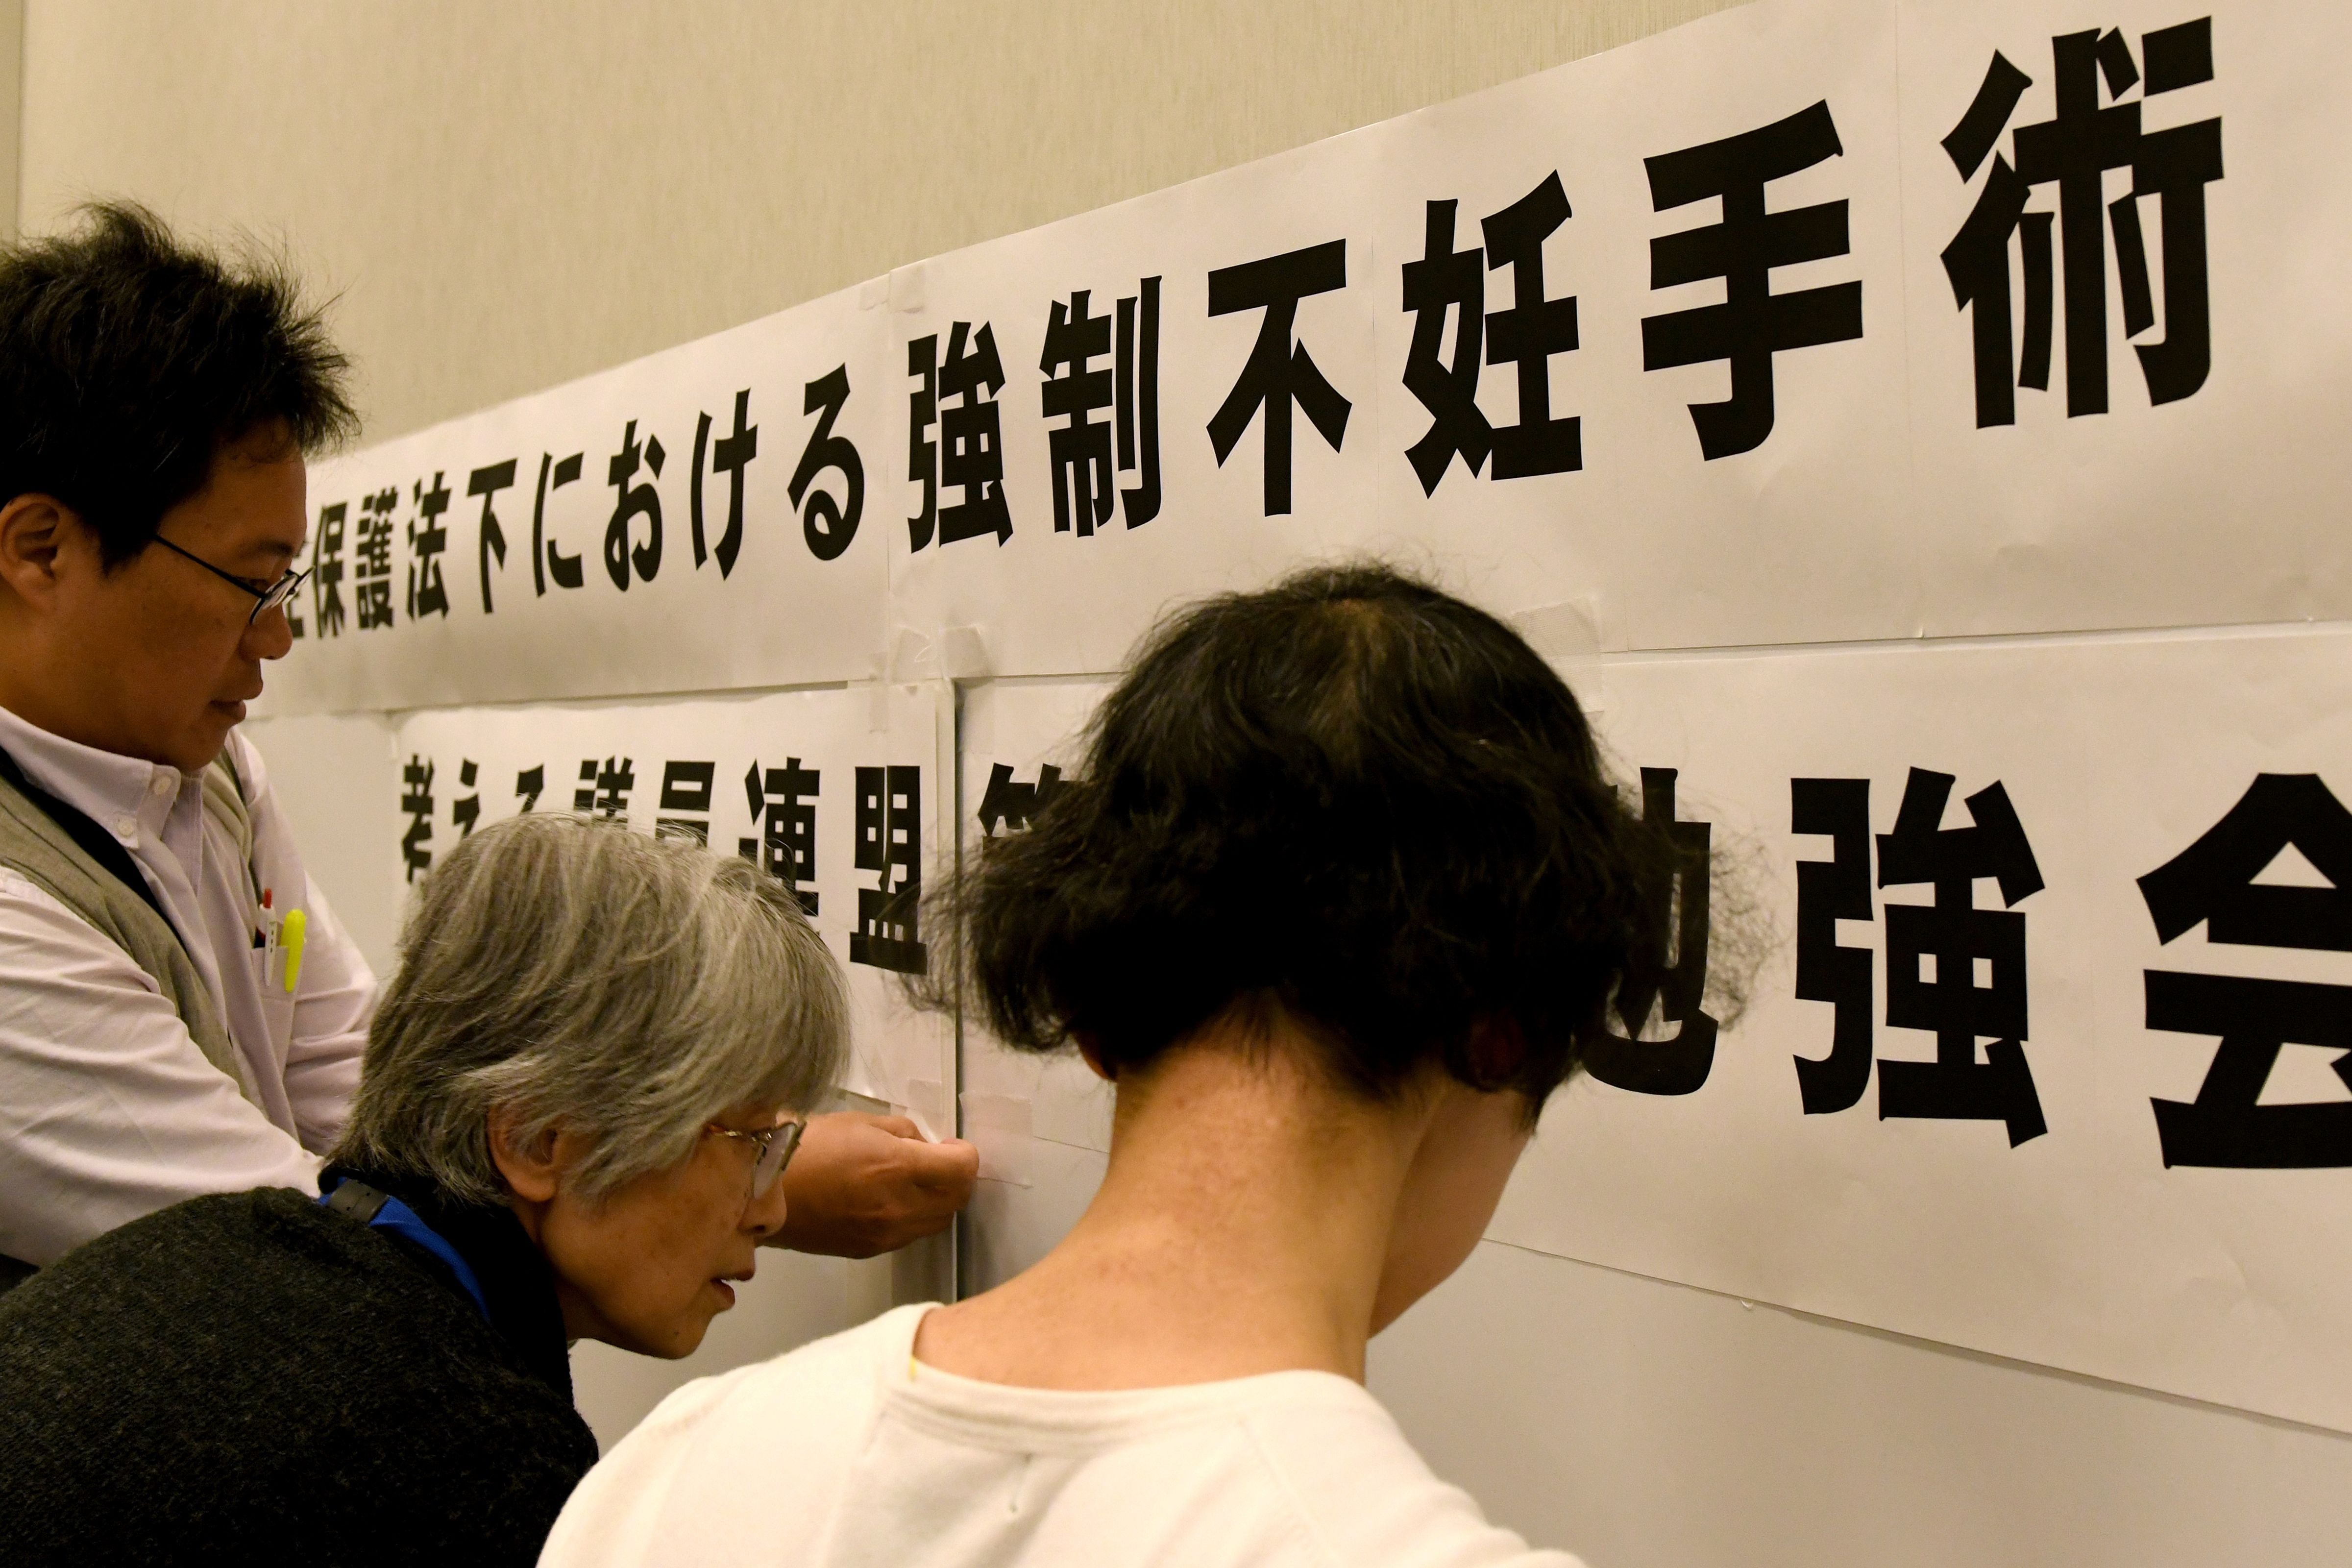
xmin=544 ymin=562 xmax=1717 ymax=1568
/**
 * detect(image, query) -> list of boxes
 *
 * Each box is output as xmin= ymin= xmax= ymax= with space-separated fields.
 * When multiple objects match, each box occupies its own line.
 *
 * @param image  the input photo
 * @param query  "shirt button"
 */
xmin=149 ymin=775 xmax=173 ymax=797
xmin=114 ymin=816 xmax=138 ymax=840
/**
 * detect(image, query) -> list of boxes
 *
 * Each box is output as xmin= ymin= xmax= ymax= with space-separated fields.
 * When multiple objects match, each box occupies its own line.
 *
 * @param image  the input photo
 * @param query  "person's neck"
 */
xmin=915 ymin=1019 xmax=1432 ymax=1390
xmin=0 ymin=636 xmax=125 ymax=761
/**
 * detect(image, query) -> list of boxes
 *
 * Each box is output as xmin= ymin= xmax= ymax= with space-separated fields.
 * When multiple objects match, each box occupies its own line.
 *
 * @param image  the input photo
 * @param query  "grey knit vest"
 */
xmin=0 ymin=750 xmax=265 ymax=1289
xmin=0 ymin=752 xmax=260 ymax=1103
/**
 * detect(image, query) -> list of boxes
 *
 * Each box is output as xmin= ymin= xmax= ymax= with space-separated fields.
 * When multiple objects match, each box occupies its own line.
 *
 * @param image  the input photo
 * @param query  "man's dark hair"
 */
xmin=0 ymin=200 xmax=357 ymax=566
xmin=931 ymin=561 xmax=1684 ymax=1109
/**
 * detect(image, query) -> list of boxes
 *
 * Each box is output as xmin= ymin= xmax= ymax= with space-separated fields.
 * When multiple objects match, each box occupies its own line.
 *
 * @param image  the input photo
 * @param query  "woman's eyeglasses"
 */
xmin=704 ymin=1116 xmax=806 ymax=1209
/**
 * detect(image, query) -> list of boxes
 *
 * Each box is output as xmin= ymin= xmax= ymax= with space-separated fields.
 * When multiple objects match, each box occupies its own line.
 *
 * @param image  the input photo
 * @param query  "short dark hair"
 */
xmin=0 ymin=200 xmax=357 ymax=566
xmin=933 ymin=562 xmax=1682 ymax=1108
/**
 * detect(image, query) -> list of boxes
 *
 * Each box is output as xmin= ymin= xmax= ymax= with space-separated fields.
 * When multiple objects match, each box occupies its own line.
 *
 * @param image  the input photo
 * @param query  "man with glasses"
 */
xmin=0 ymin=203 xmax=375 ymax=1290
xmin=0 ymin=204 xmax=974 ymax=1291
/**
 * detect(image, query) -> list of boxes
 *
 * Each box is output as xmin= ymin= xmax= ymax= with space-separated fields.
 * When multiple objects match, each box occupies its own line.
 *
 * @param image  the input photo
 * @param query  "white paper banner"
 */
xmin=255 ymin=0 xmax=2350 ymax=715
xmin=1486 ymin=622 xmax=2352 ymax=1433
xmin=386 ymin=686 xmax=952 ymax=1117
xmin=271 ymin=286 xmax=890 ymax=711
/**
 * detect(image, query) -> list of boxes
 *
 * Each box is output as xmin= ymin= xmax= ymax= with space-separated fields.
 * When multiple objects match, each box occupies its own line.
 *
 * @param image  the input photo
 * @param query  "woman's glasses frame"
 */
xmin=704 ymin=1116 xmax=806 ymax=1211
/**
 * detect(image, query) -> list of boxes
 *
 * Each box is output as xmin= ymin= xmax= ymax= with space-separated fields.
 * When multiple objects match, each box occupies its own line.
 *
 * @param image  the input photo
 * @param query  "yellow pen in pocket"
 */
xmin=280 ymin=907 xmax=307 ymax=994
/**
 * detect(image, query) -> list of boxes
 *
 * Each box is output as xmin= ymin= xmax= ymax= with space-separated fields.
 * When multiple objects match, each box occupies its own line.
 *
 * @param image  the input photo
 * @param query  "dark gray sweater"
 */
xmin=0 ymin=1178 xmax=600 ymax=1565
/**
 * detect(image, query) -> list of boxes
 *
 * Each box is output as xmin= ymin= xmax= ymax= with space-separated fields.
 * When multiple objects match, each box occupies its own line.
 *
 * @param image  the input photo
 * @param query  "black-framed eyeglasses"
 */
xmin=705 ymin=1116 xmax=806 ymax=1209
xmin=150 ymin=533 xmax=310 ymax=627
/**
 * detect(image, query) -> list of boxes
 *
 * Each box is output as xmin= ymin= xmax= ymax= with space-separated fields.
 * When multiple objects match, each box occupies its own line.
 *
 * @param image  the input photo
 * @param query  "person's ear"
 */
xmin=0 ymin=493 xmax=76 ymax=607
xmin=1074 ymin=1032 xmax=1117 ymax=1082
xmin=487 ymin=1105 xmax=565 ymax=1203
xmin=1464 ymin=1016 xmax=1528 ymax=1086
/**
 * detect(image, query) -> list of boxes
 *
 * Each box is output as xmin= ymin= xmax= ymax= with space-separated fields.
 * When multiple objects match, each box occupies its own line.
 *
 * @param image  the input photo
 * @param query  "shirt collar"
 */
xmin=0 ymin=702 xmax=186 ymax=838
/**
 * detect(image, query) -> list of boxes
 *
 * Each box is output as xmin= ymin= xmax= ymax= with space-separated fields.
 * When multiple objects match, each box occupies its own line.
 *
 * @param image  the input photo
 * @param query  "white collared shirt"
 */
xmin=0 ymin=704 xmax=375 ymax=1267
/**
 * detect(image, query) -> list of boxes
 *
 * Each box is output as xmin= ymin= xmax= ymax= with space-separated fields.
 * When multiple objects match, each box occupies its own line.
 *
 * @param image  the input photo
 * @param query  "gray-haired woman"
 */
xmin=0 ymin=813 xmax=846 ymax=1565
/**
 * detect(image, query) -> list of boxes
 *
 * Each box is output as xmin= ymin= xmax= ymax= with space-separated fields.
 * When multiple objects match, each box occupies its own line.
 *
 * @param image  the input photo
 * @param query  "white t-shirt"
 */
xmin=541 ymin=1304 xmax=1584 ymax=1568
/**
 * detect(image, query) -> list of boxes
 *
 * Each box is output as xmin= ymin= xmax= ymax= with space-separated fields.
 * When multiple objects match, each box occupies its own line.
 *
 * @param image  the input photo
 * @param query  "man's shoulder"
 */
xmin=0 ymin=793 xmax=131 ymax=936
xmin=0 ymin=863 xmax=125 ymax=945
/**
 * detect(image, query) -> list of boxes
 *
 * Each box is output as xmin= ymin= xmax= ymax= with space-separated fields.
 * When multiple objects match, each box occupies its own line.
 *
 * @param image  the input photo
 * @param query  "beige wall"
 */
xmin=18 ymin=0 xmax=1744 ymax=445
xmin=0 ymin=1 xmax=19 ymax=242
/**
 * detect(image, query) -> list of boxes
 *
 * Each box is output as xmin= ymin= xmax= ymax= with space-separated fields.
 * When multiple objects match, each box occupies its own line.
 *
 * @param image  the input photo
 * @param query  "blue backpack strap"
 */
xmin=320 ymin=1179 xmax=491 ymax=1323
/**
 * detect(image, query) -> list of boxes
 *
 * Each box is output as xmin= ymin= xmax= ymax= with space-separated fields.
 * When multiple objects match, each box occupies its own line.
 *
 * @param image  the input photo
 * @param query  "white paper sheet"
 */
xmin=387 ymin=685 xmax=951 ymax=1112
xmin=1493 ymin=623 xmax=2352 ymax=1433
xmin=1899 ymin=0 xmax=2352 ymax=636
xmin=265 ymin=285 xmax=890 ymax=713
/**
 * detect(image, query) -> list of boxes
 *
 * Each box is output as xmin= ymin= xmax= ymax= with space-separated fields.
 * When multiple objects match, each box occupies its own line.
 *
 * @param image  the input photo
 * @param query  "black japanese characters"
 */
xmin=354 ymin=486 xmax=396 ymax=629
xmin=654 ymin=760 xmax=717 ymax=846
xmin=466 ymin=460 xmax=517 ymax=615
xmin=400 ymin=755 xmax=434 ymax=882
xmin=1941 ymin=18 xmax=2221 ymax=426
xmin=1642 ymin=101 xmax=1863 ymax=459
xmin=691 ymin=388 xmax=758 ymax=576
xmin=405 ymin=471 xmax=451 ymax=620
xmin=574 ymin=756 xmax=636 ymax=819
xmin=1793 ymin=768 xmax=2048 ymax=1146
xmin=851 ymin=764 xmax=926 ymax=974
xmin=1040 ymin=277 xmax=1162 ymax=536
xmin=908 ymin=324 xmax=1013 ymax=549
xmin=532 ymin=450 xmax=586 ymax=594
xmin=1402 ymin=174 xmax=1583 ymax=495
xmin=309 ymin=501 xmax=347 ymax=639
xmin=976 ymin=763 xmax=1068 ymax=840
xmin=1207 ymin=241 xmax=1351 ymax=516
xmin=603 ymin=421 xmax=665 ymax=590
xmin=1584 ymin=768 xmax=1718 ymax=1096
xmin=2138 ymin=774 xmax=2352 ymax=1168
xmin=450 ymin=760 xmax=481 ymax=839
xmin=789 ymin=369 xmax=862 ymax=563
xmin=741 ymin=758 xmax=821 ymax=915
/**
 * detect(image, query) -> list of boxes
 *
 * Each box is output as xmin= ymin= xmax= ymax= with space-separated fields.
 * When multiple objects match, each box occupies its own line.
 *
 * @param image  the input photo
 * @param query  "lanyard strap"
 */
xmin=320 ymin=1179 xmax=492 ymax=1323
